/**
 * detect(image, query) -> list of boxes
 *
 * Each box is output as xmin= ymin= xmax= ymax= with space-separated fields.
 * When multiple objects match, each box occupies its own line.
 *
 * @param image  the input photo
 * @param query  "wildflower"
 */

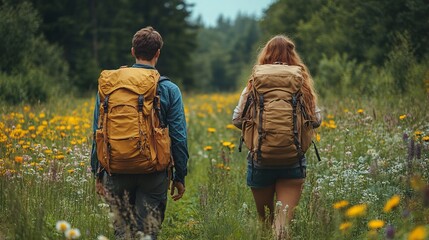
xmin=68 ymin=169 xmax=75 ymax=174
xmin=410 ymin=176 xmax=425 ymax=191
xmin=56 ymin=220 xmax=71 ymax=232
xmin=39 ymin=113 xmax=46 ymax=119
xmin=333 ymin=200 xmax=349 ymax=209
xmin=423 ymin=136 xmax=429 ymax=142
xmin=327 ymin=114 xmax=334 ymax=119
xmin=222 ymin=141 xmax=232 ymax=147
xmin=97 ymin=235 xmax=109 ymax=240
xmin=226 ymin=124 xmax=235 ymax=129
xmin=408 ymin=226 xmax=426 ymax=240
xmin=23 ymin=105 xmax=31 ymax=112
xmin=44 ymin=149 xmax=53 ymax=155
xmin=65 ymin=228 xmax=81 ymax=239
xmin=216 ymin=163 xmax=224 ymax=169
xmin=414 ymin=131 xmax=423 ymax=136
xmin=225 ymin=166 xmax=231 ymax=171
xmin=316 ymin=133 xmax=321 ymax=142
xmin=56 ymin=155 xmax=65 ymax=160
xmin=339 ymin=222 xmax=352 ymax=232
xmin=399 ymin=115 xmax=407 ymax=120
xmin=207 ymin=127 xmax=216 ymax=133
xmin=368 ymin=219 xmax=385 ymax=229
xmin=383 ymin=195 xmax=400 ymax=213
xmin=357 ymin=109 xmax=364 ymax=114
xmin=345 ymin=204 xmax=367 ymax=218
xmin=204 ymin=146 xmax=213 ymax=151
xmin=386 ymin=224 xmax=395 ymax=239
xmin=14 ymin=156 xmax=23 ymax=163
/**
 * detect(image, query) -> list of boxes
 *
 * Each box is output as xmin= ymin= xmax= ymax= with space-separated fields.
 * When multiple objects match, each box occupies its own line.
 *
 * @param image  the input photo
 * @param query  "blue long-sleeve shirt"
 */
xmin=90 ymin=63 xmax=189 ymax=185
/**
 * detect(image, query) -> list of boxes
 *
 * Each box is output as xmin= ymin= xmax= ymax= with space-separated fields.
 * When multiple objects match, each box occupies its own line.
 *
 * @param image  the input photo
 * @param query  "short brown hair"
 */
xmin=132 ymin=26 xmax=163 ymax=60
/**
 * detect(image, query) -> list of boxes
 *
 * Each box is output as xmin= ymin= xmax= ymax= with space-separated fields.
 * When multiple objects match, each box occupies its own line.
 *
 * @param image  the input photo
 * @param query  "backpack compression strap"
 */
xmin=154 ymin=76 xmax=170 ymax=128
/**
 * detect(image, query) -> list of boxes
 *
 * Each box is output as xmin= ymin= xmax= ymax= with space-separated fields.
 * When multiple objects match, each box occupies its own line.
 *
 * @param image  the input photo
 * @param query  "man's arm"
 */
xmin=90 ymin=93 xmax=100 ymax=176
xmin=160 ymin=81 xmax=189 ymax=186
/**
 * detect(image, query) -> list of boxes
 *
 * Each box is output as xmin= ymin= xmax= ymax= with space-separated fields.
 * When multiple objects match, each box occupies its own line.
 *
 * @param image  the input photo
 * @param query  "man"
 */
xmin=90 ymin=26 xmax=188 ymax=239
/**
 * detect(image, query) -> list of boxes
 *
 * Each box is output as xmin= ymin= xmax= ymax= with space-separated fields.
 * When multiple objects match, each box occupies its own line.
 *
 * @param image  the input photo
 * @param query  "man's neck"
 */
xmin=135 ymin=59 xmax=156 ymax=67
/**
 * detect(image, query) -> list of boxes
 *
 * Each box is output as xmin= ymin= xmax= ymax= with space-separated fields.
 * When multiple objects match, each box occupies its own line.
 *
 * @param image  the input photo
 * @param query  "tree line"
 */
xmin=0 ymin=0 xmax=428 ymax=104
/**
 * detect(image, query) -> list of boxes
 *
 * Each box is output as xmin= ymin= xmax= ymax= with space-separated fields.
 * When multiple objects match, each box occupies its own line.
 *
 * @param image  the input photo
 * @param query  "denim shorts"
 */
xmin=247 ymin=164 xmax=306 ymax=188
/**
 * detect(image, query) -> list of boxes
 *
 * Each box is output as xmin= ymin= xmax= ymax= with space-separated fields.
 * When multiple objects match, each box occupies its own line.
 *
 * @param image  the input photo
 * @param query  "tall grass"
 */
xmin=0 ymin=90 xmax=428 ymax=239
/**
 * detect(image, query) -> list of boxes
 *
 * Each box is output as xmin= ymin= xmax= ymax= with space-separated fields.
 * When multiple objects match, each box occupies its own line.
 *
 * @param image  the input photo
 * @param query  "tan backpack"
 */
xmin=239 ymin=64 xmax=314 ymax=167
xmin=95 ymin=67 xmax=171 ymax=174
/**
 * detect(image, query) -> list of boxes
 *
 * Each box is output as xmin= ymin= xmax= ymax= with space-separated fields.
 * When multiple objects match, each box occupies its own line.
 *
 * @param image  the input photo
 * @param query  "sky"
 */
xmin=188 ymin=0 xmax=275 ymax=27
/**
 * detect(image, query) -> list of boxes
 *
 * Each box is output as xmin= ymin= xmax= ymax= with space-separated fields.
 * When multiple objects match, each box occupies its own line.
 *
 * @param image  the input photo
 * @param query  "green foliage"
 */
xmin=24 ymin=0 xmax=197 ymax=91
xmin=0 ymin=1 xmax=39 ymax=73
xmin=0 ymin=71 xmax=48 ymax=104
xmin=0 ymin=1 xmax=70 ymax=104
xmin=193 ymin=14 xmax=261 ymax=92
xmin=262 ymin=0 xmax=429 ymax=96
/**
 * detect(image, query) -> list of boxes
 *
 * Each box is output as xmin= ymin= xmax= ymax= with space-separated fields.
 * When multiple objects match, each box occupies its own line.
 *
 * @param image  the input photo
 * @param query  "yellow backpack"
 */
xmin=95 ymin=67 xmax=171 ymax=174
xmin=239 ymin=64 xmax=314 ymax=167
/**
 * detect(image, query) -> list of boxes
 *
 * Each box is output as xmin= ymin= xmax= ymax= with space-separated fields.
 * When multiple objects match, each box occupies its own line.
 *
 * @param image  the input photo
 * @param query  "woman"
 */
xmin=232 ymin=35 xmax=321 ymax=238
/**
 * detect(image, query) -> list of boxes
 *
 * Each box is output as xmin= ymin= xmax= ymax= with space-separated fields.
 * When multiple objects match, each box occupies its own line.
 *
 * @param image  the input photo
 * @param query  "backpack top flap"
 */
xmin=252 ymin=64 xmax=303 ymax=94
xmin=98 ymin=67 xmax=160 ymax=97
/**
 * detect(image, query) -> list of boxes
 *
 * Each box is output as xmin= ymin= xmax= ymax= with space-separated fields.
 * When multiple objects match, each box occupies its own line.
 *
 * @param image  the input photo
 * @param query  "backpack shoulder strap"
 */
xmin=159 ymin=76 xmax=170 ymax=83
xmin=155 ymin=76 xmax=170 ymax=128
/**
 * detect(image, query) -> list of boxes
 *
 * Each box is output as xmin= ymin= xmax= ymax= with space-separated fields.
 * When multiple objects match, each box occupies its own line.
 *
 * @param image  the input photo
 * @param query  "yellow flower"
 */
xmin=399 ymin=114 xmax=407 ymax=120
xmin=14 ymin=156 xmax=23 ymax=163
xmin=357 ymin=109 xmax=364 ymax=114
xmin=39 ymin=112 xmax=46 ymax=119
xmin=414 ymin=131 xmax=423 ymax=136
xmin=383 ymin=195 xmax=400 ymax=213
xmin=222 ymin=141 xmax=232 ymax=147
xmin=226 ymin=124 xmax=235 ymax=129
xmin=345 ymin=204 xmax=367 ymax=218
xmin=23 ymin=105 xmax=31 ymax=112
xmin=327 ymin=114 xmax=334 ymax=119
xmin=316 ymin=133 xmax=321 ymax=142
xmin=207 ymin=127 xmax=216 ymax=133
xmin=368 ymin=219 xmax=385 ymax=229
xmin=423 ymin=136 xmax=429 ymax=142
xmin=56 ymin=155 xmax=65 ymax=160
xmin=67 ymin=169 xmax=75 ymax=174
xmin=333 ymin=200 xmax=349 ymax=209
xmin=408 ymin=226 xmax=426 ymax=240
xmin=216 ymin=163 xmax=224 ymax=169
xmin=204 ymin=146 xmax=213 ymax=151
xmin=339 ymin=222 xmax=352 ymax=232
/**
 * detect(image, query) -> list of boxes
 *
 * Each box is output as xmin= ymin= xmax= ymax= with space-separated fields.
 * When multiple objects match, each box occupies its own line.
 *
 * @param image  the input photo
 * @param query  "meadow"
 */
xmin=0 ymin=91 xmax=428 ymax=240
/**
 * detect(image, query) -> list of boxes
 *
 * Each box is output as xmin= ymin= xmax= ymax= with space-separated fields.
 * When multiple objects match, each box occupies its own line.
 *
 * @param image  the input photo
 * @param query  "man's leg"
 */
xmin=135 ymin=171 xmax=169 ymax=239
xmin=103 ymin=174 xmax=137 ymax=240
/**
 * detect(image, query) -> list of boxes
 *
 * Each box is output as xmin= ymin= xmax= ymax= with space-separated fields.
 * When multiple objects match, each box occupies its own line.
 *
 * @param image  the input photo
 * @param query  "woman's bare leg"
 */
xmin=274 ymin=178 xmax=305 ymax=239
xmin=251 ymin=186 xmax=276 ymax=224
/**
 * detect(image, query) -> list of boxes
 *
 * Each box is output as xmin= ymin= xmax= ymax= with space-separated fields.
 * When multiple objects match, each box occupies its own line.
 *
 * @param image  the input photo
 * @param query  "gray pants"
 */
xmin=102 ymin=170 xmax=168 ymax=239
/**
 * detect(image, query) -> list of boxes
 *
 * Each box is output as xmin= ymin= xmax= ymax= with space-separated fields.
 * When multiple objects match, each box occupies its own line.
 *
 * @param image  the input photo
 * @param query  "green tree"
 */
xmin=25 ymin=0 xmax=197 ymax=91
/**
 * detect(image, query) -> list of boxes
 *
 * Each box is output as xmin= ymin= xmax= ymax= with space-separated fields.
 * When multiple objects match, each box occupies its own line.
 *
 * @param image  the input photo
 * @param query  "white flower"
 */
xmin=242 ymin=202 xmax=248 ymax=210
xmin=65 ymin=228 xmax=81 ymax=239
xmin=97 ymin=235 xmax=109 ymax=240
xmin=55 ymin=220 xmax=71 ymax=232
xmin=275 ymin=201 xmax=282 ymax=207
xmin=142 ymin=235 xmax=152 ymax=240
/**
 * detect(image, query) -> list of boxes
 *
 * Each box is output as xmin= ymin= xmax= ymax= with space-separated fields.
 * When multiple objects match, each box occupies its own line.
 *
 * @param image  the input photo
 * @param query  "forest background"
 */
xmin=1 ymin=0 xmax=428 ymax=102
